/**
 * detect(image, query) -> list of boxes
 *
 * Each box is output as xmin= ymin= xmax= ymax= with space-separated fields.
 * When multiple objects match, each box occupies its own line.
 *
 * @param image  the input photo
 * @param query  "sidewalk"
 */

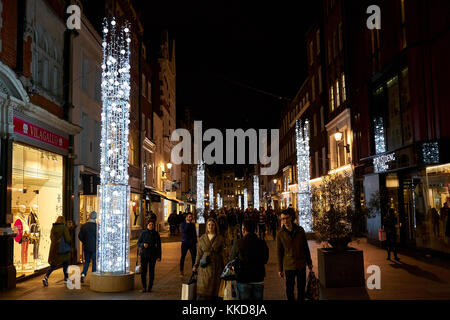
xmin=0 ymin=236 xmax=449 ymax=300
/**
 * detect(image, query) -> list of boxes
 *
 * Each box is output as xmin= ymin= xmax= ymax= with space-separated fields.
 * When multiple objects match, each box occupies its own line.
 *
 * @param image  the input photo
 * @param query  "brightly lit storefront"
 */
xmin=11 ymin=143 xmax=64 ymax=277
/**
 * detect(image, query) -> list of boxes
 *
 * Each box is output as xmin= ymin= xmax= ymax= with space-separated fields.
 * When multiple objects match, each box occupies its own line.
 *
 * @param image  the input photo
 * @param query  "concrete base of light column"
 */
xmin=90 ymin=272 xmax=135 ymax=292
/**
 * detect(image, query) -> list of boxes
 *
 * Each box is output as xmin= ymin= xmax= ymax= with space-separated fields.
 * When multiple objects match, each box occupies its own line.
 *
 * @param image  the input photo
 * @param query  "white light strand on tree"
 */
xmin=97 ymin=18 xmax=131 ymax=273
xmin=253 ymin=175 xmax=259 ymax=209
xmin=373 ymin=117 xmax=386 ymax=154
xmin=238 ymin=195 xmax=242 ymax=209
xmin=217 ymin=192 xmax=221 ymax=209
xmin=296 ymin=119 xmax=312 ymax=232
xmin=209 ymin=183 xmax=214 ymax=210
xmin=244 ymin=188 xmax=248 ymax=210
xmin=196 ymin=163 xmax=205 ymax=223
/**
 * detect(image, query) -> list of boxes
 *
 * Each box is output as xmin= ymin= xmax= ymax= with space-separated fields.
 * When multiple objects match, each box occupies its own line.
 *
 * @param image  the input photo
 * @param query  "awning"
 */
xmin=147 ymin=189 xmax=183 ymax=203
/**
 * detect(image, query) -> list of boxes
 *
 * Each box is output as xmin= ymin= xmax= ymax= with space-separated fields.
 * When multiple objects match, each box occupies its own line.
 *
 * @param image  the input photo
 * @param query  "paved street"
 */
xmin=1 ymin=234 xmax=449 ymax=300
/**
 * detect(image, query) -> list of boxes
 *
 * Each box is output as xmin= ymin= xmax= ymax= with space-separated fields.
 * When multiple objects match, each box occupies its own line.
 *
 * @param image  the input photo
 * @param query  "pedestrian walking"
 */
xmin=257 ymin=209 xmax=266 ymax=240
xmin=276 ymin=209 xmax=312 ymax=301
xmin=168 ymin=212 xmax=177 ymax=236
xmin=78 ymin=211 xmax=97 ymax=283
xmin=180 ymin=213 xmax=197 ymax=277
xmin=137 ymin=220 xmax=162 ymax=292
xmin=42 ymin=216 xmax=71 ymax=287
xmin=230 ymin=220 xmax=269 ymax=300
xmin=192 ymin=218 xmax=226 ymax=300
xmin=383 ymin=208 xmax=400 ymax=261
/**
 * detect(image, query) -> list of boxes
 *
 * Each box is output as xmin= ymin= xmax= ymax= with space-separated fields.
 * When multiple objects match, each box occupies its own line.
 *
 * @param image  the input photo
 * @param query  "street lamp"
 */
xmin=273 ymin=179 xmax=277 ymax=184
xmin=334 ymin=131 xmax=343 ymax=142
xmin=167 ymin=162 xmax=172 ymax=170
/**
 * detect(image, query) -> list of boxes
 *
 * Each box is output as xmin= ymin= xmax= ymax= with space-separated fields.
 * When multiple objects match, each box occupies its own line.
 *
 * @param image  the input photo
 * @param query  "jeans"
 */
xmin=386 ymin=234 xmax=398 ymax=259
xmin=141 ymin=257 xmax=156 ymax=289
xmin=285 ymin=268 xmax=306 ymax=301
xmin=45 ymin=260 xmax=69 ymax=280
xmin=180 ymin=242 xmax=197 ymax=272
xmin=236 ymin=282 xmax=264 ymax=300
xmin=82 ymin=250 xmax=97 ymax=276
xmin=258 ymin=224 xmax=266 ymax=240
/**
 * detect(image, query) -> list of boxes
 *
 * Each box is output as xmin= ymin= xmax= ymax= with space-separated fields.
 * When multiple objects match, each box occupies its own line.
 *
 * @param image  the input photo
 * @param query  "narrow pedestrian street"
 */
xmin=1 ymin=234 xmax=449 ymax=300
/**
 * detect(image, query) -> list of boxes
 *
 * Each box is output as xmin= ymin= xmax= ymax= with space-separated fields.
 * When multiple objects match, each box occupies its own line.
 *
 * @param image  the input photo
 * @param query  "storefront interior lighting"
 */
xmin=328 ymin=164 xmax=353 ymax=175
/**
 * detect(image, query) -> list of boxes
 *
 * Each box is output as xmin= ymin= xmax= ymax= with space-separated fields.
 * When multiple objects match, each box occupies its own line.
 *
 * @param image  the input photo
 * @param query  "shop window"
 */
xmin=130 ymin=193 xmax=142 ymax=229
xmin=12 ymin=143 xmax=63 ymax=277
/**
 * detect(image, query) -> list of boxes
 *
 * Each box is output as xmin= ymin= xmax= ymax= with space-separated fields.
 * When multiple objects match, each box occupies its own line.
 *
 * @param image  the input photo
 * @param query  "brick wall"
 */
xmin=0 ymin=0 xmax=17 ymax=69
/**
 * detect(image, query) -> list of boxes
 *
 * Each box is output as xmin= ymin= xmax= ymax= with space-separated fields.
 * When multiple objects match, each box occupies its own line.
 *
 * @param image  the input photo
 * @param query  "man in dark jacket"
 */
xmin=383 ymin=208 xmax=400 ymax=261
xmin=230 ymin=220 xmax=269 ymax=300
xmin=179 ymin=213 xmax=197 ymax=276
xmin=276 ymin=209 xmax=312 ymax=301
xmin=78 ymin=211 xmax=97 ymax=283
xmin=137 ymin=220 xmax=162 ymax=292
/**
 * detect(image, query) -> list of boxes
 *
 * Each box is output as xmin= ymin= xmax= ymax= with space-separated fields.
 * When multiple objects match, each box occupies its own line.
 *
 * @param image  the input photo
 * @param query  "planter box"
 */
xmin=317 ymin=247 xmax=365 ymax=288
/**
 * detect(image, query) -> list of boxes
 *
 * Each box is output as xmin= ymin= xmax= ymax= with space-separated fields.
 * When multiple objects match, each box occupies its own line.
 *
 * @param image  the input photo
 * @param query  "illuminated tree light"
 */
xmin=196 ymin=163 xmax=205 ymax=223
xmin=97 ymin=18 xmax=131 ymax=274
xmin=244 ymin=188 xmax=248 ymax=210
xmin=253 ymin=176 xmax=259 ymax=209
xmin=296 ymin=119 xmax=312 ymax=232
xmin=373 ymin=117 xmax=386 ymax=154
xmin=209 ymin=183 xmax=214 ymax=210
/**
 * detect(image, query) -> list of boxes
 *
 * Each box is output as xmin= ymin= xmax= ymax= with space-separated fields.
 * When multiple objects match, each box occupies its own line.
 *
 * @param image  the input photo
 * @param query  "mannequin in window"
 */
xmin=15 ymin=205 xmax=30 ymax=268
xmin=28 ymin=204 xmax=41 ymax=260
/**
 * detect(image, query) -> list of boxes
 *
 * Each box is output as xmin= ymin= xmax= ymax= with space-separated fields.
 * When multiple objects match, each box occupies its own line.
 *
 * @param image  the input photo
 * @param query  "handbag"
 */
xmin=220 ymin=259 xmax=238 ymax=280
xmin=218 ymin=279 xmax=226 ymax=298
xmin=378 ymin=228 xmax=387 ymax=241
xmin=305 ymin=270 xmax=320 ymax=300
xmin=135 ymin=248 xmax=141 ymax=274
xmin=223 ymin=280 xmax=238 ymax=300
xmin=200 ymin=253 xmax=211 ymax=268
xmin=181 ymin=272 xmax=197 ymax=300
xmin=58 ymin=235 xmax=71 ymax=254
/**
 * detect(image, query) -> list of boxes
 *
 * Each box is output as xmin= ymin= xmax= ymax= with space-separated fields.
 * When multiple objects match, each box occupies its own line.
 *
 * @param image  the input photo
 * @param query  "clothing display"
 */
xmin=28 ymin=210 xmax=41 ymax=260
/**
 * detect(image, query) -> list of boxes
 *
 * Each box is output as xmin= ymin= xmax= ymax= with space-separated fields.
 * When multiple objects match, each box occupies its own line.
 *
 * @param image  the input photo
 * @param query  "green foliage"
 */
xmin=311 ymin=172 xmax=365 ymax=246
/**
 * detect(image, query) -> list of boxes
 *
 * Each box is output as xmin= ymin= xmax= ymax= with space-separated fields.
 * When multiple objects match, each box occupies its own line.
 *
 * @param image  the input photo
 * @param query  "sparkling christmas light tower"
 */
xmin=296 ymin=119 xmax=312 ymax=232
xmin=91 ymin=18 xmax=134 ymax=292
xmin=196 ymin=163 xmax=205 ymax=223
xmin=253 ymin=176 xmax=259 ymax=209
xmin=209 ymin=183 xmax=214 ymax=210
xmin=244 ymin=188 xmax=248 ymax=210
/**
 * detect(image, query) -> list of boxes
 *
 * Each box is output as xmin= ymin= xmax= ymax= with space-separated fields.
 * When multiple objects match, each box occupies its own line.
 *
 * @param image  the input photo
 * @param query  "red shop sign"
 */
xmin=13 ymin=117 xmax=68 ymax=150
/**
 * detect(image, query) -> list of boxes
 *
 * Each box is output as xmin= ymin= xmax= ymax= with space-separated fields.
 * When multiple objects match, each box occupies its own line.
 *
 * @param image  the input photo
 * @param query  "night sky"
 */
xmin=83 ymin=0 xmax=322 ymax=175
xmin=132 ymin=0 xmax=321 ymax=131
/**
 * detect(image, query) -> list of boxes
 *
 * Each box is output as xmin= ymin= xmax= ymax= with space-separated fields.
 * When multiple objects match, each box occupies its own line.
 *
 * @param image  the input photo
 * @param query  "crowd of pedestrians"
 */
xmin=40 ymin=204 xmax=313 ymax=301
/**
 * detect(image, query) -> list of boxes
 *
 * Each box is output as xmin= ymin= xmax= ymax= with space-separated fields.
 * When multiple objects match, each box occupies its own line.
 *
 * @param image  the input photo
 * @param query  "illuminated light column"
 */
xmin=238 ymin=195 xmax=242 ymax=209
xmin=253 ymin=176 xmax=259 ymax=209
xmin=209 ymin=183 xmax=214 ymax=210
xmin=296 ymin=119 xmax=312 ymax=232
xmin=90 ymin=18 xmax=135 ymax=292
xmin=196 ymin=162 xmax=205 ymax=223
xmin=244 ymin=188 xmax=248 ymax=210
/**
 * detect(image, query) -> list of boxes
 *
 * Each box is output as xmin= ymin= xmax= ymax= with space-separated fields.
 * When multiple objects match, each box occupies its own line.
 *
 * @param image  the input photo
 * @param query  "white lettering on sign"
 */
xmin=373 ymin=153 xmax=395 ymax=173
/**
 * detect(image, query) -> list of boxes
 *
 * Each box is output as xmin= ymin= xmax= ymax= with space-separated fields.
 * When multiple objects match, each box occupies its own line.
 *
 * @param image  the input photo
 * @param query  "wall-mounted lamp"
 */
xmin=334 ymin=130 xmax=350 ymax=153
xmin=167 ymin=162 xmax=172 ymax=170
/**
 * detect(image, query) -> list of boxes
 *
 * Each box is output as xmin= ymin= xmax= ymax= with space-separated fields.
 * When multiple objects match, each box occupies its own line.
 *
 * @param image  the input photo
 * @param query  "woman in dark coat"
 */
xmin=42 ymin=216 xmax=71 ymax=286
xmin=192 ymin=218 xmax=226 ymax=300
xmin=137 ymin=220 xmax=162 ymax=292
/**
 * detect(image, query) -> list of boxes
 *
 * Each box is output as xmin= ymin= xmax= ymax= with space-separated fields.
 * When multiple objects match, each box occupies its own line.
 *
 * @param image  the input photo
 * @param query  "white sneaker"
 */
xmin=64 ymin=278 xmax=70 ymax=284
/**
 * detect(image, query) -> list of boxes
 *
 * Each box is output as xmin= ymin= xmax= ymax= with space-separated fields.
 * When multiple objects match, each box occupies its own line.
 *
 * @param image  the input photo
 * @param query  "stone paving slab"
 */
xmin=1 ymin=236 xmax=449 ymax=300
